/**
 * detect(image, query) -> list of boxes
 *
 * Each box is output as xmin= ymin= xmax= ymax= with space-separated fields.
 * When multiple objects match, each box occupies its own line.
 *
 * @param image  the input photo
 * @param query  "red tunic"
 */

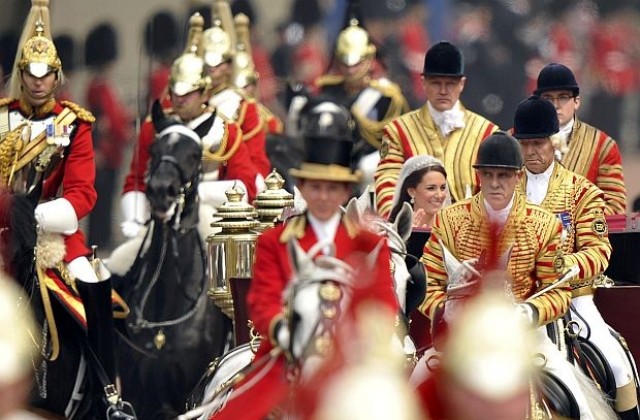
xmin=122 ymin=108 xmax=259 ymax=201
xmin=210 ymin=88 xmax=271 ymax=177
xmin=211 ymin=214 xmax=399 ymax=420
xmin=5 ymin=99 xmax=96 ymax=262
xmin=85 ymin=77 xmax=132 ymax=169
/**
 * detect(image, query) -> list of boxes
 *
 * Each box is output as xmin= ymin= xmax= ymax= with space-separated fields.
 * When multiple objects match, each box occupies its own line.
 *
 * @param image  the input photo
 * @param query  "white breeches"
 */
xmin=572 ymin=294 xmax=634 ymax=387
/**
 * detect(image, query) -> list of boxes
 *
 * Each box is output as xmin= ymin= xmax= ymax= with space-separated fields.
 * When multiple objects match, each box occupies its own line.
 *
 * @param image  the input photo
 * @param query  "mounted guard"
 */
xmin=0 ymin=0 xmax=124 ymax=417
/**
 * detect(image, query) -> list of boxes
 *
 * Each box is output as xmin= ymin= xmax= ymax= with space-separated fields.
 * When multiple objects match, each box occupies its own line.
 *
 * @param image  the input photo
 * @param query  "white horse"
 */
xmin=179 ymin=208 xmax=413 ymax=420
xmin=409 ymin=243 xmax=617 ymax=420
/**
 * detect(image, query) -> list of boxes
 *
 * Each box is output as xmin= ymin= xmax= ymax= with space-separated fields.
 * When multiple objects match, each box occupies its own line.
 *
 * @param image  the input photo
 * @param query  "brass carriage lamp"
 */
xmin=207 ymin=183 xmax=259 ymax=319
xmin=252 ymin=169 xmax=294 ymax=232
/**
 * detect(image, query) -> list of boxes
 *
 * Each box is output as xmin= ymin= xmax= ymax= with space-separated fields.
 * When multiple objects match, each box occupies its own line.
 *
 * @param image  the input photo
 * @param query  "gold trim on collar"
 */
xmin=279 ymin=215 xmax=307 ymax=243
xmin=19 ymin=97 xmax=56 ymax=117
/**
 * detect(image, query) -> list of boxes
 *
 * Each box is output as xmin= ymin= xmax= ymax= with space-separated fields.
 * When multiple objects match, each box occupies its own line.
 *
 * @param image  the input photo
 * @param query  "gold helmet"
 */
xmin=201 ymin=0 xmax=237 ymax=68
xmin=201 ymin=21 xmax=234 ymax=67
xmin=9 ymin=0 xmax=61 ymax=97
xmin=169 ymin=53 xmax=210 ymax=96
xmin=232 ymin=13 xmax=258 ymax=89
xmin=169 ymin=12 xmax=210 ymax=96
xmin=335 ymin=19 xmax=376 ymax=67
xmin=233 ymin=47 xmax=258 ymax=89
xmin=19 ymin=20 xmax=61 ymax=78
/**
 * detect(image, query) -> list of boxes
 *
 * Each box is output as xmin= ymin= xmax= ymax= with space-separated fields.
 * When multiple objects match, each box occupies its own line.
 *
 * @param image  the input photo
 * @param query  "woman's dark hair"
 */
xmin=388 ymin=164 xmax=447 ymax=223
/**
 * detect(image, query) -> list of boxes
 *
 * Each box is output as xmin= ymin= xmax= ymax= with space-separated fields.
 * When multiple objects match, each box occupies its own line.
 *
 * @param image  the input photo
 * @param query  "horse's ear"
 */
xmin=497 ymin=244 xmax=513 ymax=271
xmin=393 ymin=202 xmax=414 ymax=243
xmin=344 ymin=197 xmax=362 ymax=225
xmin=365 ymin=238 xmax=385 ymax=270
xmin=288 ymin=239 xmax=308 ymax=278
xmin=356 ymin=186 xmax=372 ymax=213
xmin=151 ymin=100 xmax=178 ymax=134
xmin=440 ymin=240 xmax=462 ymax=277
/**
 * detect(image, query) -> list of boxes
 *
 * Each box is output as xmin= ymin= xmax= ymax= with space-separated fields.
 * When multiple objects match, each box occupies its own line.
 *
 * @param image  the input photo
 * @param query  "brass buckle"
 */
xmin=104 ymin=384 xmax=120 ymax=405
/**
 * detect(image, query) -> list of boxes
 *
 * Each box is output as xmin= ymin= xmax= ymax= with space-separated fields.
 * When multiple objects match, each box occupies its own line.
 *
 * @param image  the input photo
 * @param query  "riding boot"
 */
xmin=616 ymin=382 xmax=640 ymax=420
xmin=76 ymin=279 xmax=117 ymax=383
xmin=618 ymin=408 xmax=640 ymax=420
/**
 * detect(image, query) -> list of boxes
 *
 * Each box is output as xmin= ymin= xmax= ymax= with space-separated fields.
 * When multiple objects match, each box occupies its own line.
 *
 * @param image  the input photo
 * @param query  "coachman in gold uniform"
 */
xmin=418 ymin=132 xmax=602 ymax=419
xmin=534 ymin=63 xmax=626 ymax=215
xmin=514 ymin=96 xmax=639 ymax=419
xmin=420 ymin=132 xmax=569 ymax=328
xmin=374 ymin=41 xmax=498 ymax=217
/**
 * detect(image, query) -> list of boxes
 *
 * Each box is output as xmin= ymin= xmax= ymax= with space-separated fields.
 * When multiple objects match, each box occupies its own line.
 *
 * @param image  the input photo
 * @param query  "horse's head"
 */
xmin=146 ymin=101 xmax=204 ymax=224
xmin=345 ymin=198 xmax=417 ymax=314
xmin=441 ymin=241 xmax=515 ymax=300
xmin=284 ymin=238 xmax=356 ymax=370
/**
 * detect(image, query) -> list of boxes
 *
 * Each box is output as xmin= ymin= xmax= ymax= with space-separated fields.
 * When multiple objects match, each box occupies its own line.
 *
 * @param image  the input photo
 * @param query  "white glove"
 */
xmin=515 ymin=303 xmax=536 ymax=325
xmin=35 ymin=198 xmax=78 ymax=235
xmin=121 ymin=221 xmax=144 ymax=239
xmin=120 ymin=191 xmax=149 ymax=238
xmin=447 ymin=258 xmax=479 ymax=299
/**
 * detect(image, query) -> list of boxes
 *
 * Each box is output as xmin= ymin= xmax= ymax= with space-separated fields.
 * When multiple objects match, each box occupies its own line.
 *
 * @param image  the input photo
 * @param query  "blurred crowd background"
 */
xmin=1 ymin=0 xmax=639 ymax=250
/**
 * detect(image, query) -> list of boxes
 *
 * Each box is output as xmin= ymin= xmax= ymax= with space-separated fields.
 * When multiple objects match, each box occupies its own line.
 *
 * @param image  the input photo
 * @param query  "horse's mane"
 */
xmin=0 ymin=192 xmax=37 ymax=280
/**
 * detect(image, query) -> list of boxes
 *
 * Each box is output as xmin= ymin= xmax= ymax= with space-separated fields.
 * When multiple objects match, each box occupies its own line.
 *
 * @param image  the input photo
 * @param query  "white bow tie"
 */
xmin=429 ymin=102 xmax=466 ymax=136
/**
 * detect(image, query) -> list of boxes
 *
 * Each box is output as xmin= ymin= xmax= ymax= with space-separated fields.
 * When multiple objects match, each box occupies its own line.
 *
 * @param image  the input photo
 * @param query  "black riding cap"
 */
xmin=473 ymin=131 xmax=523 ymax=170
xmin=534 ymin=63 xmax=579 ymax=96
xmin=422 ymin=41 xmax=464 ymax=77
xmin=512 ymin=95 xmax=559 ymax=140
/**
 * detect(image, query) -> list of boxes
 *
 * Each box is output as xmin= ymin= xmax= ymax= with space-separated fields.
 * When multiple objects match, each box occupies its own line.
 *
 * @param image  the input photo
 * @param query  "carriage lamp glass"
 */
xmin=207 ymin=184 xmax=260 ymax=319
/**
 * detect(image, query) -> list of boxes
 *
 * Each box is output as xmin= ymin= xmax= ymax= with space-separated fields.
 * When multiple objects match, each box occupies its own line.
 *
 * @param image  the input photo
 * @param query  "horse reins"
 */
xmin=127 ymin=219 xmax=208 ymax=348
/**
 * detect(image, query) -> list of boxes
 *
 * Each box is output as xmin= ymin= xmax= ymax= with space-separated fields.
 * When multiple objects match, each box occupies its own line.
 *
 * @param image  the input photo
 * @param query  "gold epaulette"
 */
xmin=0 ymin=98 xmax=15 ymax=107
xmin=279 ymin=214 xmax=307 ymax=243
xmin=315 ymin=74 xmax=345 ymax=88
xmin=60 ymin=100 xmax=95 ymax=123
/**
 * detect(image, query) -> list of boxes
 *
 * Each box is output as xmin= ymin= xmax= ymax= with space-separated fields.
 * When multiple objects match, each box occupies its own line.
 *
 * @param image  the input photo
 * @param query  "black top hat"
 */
xmin=473 ymin=131 xmax=522 ymax=170
xmin=423 ymin=41 xmax=464 ymax=77
xmin=85 ymin=23 xmax=118 ymax=68
xmin=513 ymin=95 xmax=559 ymax=140
xmin=534 ymin=63 xmax=579 ymax=96
xmin=290 ymin=101 xmax=361 ymax=183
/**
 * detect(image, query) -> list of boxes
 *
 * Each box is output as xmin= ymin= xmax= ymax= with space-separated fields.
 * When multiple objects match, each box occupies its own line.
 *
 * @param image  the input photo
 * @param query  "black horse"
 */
xmin=0 ymin=183 xmax=112 ymax=419
xmin=112 ymin=103 xmax=231 ymax=419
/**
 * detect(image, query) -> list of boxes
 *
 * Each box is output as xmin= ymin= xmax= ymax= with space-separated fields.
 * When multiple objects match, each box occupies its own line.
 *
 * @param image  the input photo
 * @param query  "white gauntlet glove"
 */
xmin=120 ymin=191 xmax=149 ymax=238
xmin=34 ymin=198 xmax=78 ymax=235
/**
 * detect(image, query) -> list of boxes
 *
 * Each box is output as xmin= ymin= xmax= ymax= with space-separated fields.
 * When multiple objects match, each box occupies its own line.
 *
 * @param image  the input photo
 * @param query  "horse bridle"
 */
xmin=149 ymin=154 xmax=201 ymax=230
xmin=285 ymin=255 xmax=355 ymax=367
